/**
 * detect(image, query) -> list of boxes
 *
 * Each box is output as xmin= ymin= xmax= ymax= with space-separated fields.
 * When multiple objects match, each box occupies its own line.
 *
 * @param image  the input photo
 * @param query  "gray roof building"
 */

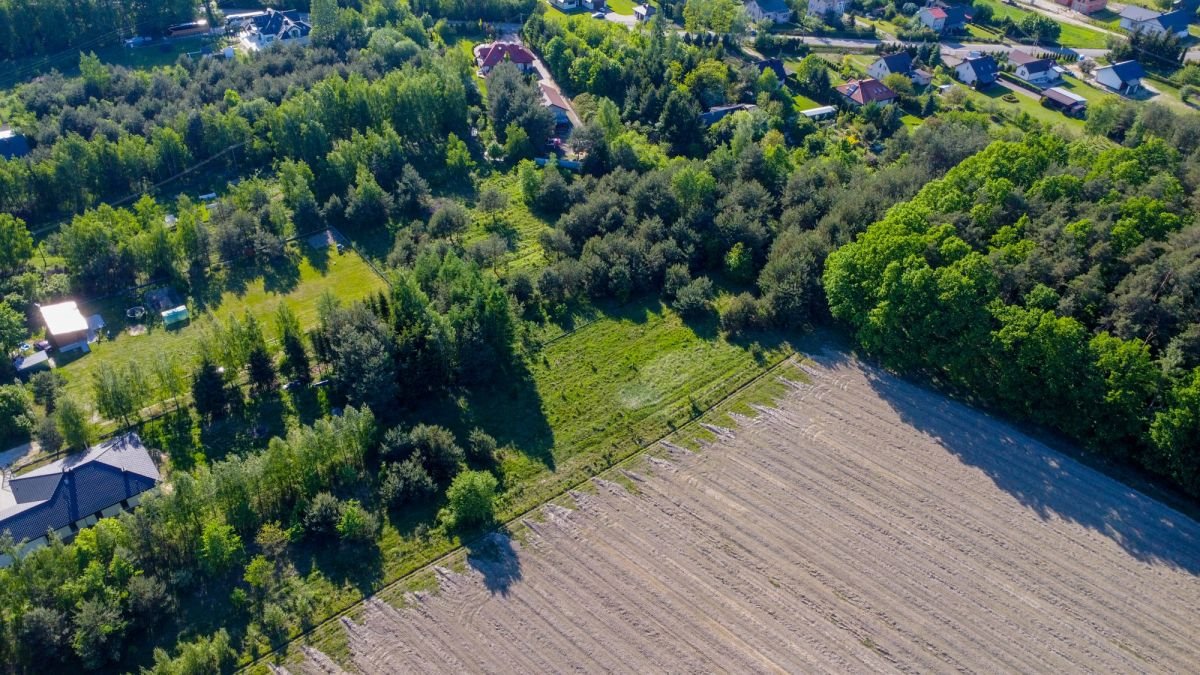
xmin=0 ymin=434 xmax=159 ymax=544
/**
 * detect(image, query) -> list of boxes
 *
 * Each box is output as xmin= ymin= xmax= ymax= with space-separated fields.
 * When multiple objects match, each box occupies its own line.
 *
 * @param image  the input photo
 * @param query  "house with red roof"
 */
xmin=474 ymin=42 xmax=536 ymax=74
xmin=835 ymin=78 xmax=898 ymax=107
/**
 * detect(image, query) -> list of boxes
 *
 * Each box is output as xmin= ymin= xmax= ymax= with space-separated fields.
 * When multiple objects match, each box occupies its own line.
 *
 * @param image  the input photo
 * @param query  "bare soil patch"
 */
xmin=294 ymin=349 xmax=1200 ymax=673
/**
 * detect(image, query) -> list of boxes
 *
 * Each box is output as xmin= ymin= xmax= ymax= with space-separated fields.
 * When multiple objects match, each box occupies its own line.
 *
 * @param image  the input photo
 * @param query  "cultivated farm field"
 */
xmin=286 ymin=350 xmax=1200 ymax=673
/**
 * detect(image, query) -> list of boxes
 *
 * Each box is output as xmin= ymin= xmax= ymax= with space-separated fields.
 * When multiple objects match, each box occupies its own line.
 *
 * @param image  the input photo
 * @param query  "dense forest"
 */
xmin=0 ymin=0 xmax=196 ymax=61
xmin=1 ymin=0 xmax=1199 ymax=671
xmin=826 ymin=117 xmax=1200 ymax=495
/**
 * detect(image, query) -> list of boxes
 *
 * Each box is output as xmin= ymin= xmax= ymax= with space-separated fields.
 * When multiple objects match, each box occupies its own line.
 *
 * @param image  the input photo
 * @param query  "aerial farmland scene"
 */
xmin=0 ymin=0 xmax=1198 ymax=672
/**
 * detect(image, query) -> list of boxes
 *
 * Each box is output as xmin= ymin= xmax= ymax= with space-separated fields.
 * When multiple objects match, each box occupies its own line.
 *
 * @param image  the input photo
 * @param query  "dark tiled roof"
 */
xmin=963 ymin=55 xmax=998 ymax=80
xmin=0 ymin=434 xmax=159 ymax=543
xmin=0 ymin=130 xmax=29 ymax=159
xmin=1108 ymin=60 xmax=1146 ymax=82
xmin=756 ymin=58 xmax=787 ymax=82
xmin=878 ymin=51 xmax=913 ymax=74
xmin=943 ymin=5 xmax=973 ymax=23
xmin=752 ymin=0 xmax=791 ymax=13
xmin=699 ymin=103 xmax=757 ymax=125
xmin=1119 ymin=5 xmax=1161 ymax=21
xmin=1155 ymin=9 xmax=1191 ymax=30
xmin=476 ymin=42 xmax=535 ymax=68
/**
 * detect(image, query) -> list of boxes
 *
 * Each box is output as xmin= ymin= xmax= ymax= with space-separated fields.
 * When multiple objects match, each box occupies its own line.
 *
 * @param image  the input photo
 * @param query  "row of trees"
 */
xmin=0 ymin=0 xmax=195 ymax=61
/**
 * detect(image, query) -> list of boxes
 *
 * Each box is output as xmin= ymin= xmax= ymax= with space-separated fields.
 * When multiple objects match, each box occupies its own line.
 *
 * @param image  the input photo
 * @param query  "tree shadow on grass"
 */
xmin=295 ymin=537 xmax=386 ymax=600
xmin=810 ymin=347 xmax=1200 ymax=576
xmin=259 ymin=250 xmax=303 ymax=296
xmin=464 ymin=530 xmax=522 ymax=596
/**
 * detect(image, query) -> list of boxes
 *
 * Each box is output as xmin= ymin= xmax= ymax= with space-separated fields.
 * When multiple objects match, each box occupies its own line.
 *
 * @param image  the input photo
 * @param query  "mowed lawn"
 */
xmin=57 ymin=244 xmax=387 ymax=406
xmin=410 ymin=298 xmax=793 ymax=519
xmin=968 ymin=0 xmax=1110 ymax=48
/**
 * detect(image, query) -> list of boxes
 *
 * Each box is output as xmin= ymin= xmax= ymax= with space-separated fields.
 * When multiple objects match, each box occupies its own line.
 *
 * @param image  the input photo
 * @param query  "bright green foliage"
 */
xmin=146 ymin=629 xmax=235 ymax=675
xmin=0 ymin=214 xmax=33 ymax=274
xmin=1149 ymin=369 xmax=1200 ymax=493
xmin=446 ymin=470 xmax=499 ymax=529
xmin=199 ymin=522 xmax=244 ymax=576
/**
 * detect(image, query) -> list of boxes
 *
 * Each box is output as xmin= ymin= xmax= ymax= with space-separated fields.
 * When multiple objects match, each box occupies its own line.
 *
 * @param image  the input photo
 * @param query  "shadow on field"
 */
xmin=465 ymin=531 xmax=522 ymax=596
xmin=817 ymin=349 xmax=1200 ymax=576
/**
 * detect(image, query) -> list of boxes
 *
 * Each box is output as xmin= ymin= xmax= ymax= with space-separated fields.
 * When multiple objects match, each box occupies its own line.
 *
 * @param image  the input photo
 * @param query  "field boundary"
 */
xmin=238 ymin=351 xmax=800 ymax=672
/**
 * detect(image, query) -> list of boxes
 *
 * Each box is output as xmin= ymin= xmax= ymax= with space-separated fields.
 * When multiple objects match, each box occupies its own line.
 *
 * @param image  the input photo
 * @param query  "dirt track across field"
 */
xmin=294 ymin=350 xmax=1200 ymax=674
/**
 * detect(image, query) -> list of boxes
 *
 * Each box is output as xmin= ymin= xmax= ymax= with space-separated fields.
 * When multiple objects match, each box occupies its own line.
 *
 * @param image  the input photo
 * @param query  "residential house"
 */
xmin=747 ymin=0 xmax=793 ymax=22
xmin=911 ymin=68 xmax=933 ymax=86
xmin=1094 ymin=60 xmax=1145 ymax=95
xmin=699 ymin=103 xmax=757 ymax=126
xmin=582 ymin=0 xmax=606 ymax=9
xmin=835 ymin=78 xmax=898 ymax=106
xmin=808 ymin=0 xmax=849 ymax=15
xmin=634 ymin=4 xmax=657 ymax=20
xmin=0 ymin=125 xmax=29 ymax=159
xmin=1009 ymin=50 xmax=1059 ymax=85
xmin=0 ymin=434 xmax=159 ymax=565
xmin=539 ymin=83 xmax=573 ymax=128
xmin=239 ymin=8 xmax=310 ymax=51
xmin=1052 ymin=0 xmax=1107 ymax=14
xmin=1119 ymin=7 xmax=1190 ymax=37
xmin=1041 ymin=86 xmax=1088 ymax=115
xmin=549 ymin=0 xmax=579 ymax=10
xmin=474 ymin=42 xmax=537 ymax=74
xmin=38 ymin=301 xmax=89 ymax=352
xmin=868 ymin=52 xmax=914 ymax=81
xmin=918 ymin=4 xmax=972 ymax=32
xmin=755 ymin=58 xmax=788 ymax=83
xmin=954 ymin=54 xmax=999 ymax=87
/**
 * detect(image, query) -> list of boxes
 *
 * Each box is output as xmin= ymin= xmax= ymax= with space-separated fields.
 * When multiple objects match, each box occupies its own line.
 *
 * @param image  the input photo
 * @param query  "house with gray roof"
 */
xmin=747 ymin=0 xmax=793 ymax=23
xmin=1119 ymin=6 xmax=1191 ymax=37
xmin=0 ymin=434 xmax=159 ymax=564
xmin=1095 ymin=60 xmax=1146 ymax=95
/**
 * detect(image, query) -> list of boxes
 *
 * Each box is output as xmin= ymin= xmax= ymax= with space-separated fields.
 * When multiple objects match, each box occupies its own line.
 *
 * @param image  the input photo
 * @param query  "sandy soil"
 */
xmin=297 ymin=350 xmax=1200 ymax=674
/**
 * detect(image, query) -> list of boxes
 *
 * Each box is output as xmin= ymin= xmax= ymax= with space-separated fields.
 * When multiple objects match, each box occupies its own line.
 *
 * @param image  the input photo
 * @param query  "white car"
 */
xmin=124 ymin=36 xmax=152 ymax=47
xmin=592 ymin=11 xmax=606 ymax=18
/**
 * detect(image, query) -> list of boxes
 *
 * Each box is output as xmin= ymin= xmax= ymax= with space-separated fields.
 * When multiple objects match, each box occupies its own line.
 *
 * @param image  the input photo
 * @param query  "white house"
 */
xmin=634 ymin=3 xmax=657 ymax=20
xmin=1118 ymin=6 xmax=1190 ymax=37
xmin=807 ymin=0 xmax=849 ymax=17
xmin=1009 ymin=50 xmax=1059 ymax=85
xmin=868 ymin=52 xmax=914 ymax=81
xmin=239 ymin=8 xmax=310 ymax=51
xmin=549 ymin=0 xmax=579 ymax=10
xmin=1094 ymin=60 xmax=1146 ymax=95
xmin=747 ymin=0 xmax=793 ymax=22
xmin=954 ymin=54 xmax=999 ymax=87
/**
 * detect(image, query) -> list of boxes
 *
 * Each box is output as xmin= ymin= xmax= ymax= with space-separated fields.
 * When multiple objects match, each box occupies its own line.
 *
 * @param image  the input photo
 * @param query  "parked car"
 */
xmin=124 ymin=36 xmax=153 ymax=47
xmin=592 ymin=11 xmax=606 ymax=18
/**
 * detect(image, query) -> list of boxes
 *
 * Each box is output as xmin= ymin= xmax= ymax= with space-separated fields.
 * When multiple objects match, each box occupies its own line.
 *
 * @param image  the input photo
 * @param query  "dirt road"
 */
xmin=293 ymin=350 xmax=1200 ymax=674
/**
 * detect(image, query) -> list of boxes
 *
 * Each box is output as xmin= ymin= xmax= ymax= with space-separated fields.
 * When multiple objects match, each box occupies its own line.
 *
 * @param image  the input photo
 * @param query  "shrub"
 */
xmin=671 ymin=276 xmax=715 ymax=317
xmin=720 ymin=293 xmax=762 ymax=335
xmin=336 ymin=500 xmax=378 ymax=543
xmin=467 ymin=428 xmax=498 ymax=464
xmin=304 ymin=492 xmax=342 ymax=538
xmin=380 ymin=457 xmax=436 ymax=507
xmin=446 ymin=470 xmax=499 ymax=529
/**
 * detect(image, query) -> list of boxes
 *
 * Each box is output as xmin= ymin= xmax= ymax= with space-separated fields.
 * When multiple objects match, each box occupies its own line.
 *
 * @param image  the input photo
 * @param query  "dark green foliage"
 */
xmin=672 ymin=277 xmax=715 ymax=316
xmin=486 ymin=63 xmax=556 ymax=158
xmin=380 ymin=457 xmax=436 ymax=507
xmin=191 ymin=358 xmax=230 ymax=422
xmin=304 ymin=492 xmax=344 ymax=539
xmin=467 ymin=428 xmax=499 ymax=465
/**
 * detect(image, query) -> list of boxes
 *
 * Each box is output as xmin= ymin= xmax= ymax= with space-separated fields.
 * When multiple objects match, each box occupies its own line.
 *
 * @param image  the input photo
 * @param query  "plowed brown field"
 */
xmin=292 ymin=350 xmax=1200 ymax=674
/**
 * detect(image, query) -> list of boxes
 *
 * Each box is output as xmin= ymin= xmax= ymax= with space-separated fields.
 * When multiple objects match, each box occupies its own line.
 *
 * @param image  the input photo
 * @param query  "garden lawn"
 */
xmin=968 ymin=0 xmax=1110 ymax=48
xmin=464 ymin=173 xmax=553 ymax=271
xmin=56 ymin=244 xmax=387 ymax=407
xmin=968 ymin=83 xmax=1084 ymax=129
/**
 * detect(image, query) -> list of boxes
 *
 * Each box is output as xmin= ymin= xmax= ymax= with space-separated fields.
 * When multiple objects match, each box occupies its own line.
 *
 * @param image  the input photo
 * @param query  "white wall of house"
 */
xmin=955 ymin=62 xmax=978 ymax=85
xmin=867 ymin=60 xmax=891 ymax=80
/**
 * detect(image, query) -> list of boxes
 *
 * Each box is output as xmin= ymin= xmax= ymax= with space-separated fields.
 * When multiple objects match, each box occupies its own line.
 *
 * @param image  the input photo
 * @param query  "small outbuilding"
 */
xmin=634 ymin=3 xmax=657 ymax=21
xmin=38 ymin=301 xmax=89 ymax=352
xmin=161 ymin=305 xmax=191 ymax=328
xmin=1041 ymin=86 xmax=1088 ymax=116
xmin=13 ymin=350 xmax=51 ymax=378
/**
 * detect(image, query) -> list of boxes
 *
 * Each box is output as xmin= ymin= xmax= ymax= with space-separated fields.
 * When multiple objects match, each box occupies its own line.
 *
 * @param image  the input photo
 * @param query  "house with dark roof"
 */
xmin=954 ymin=54 xmax=998 ymax=87
xmin=699 ymin=103 xmax=757 ymax=126
xmin=747 ymin=0 xmax=793 ymax=22
xmin=474 ymin=42 xmax=537 ymax=74
xmin=1009 ymin=50 xmax=1059 ymax=85
xmin=755 ymin=58 xmax=788 ymax=83
xmin=634 ymin=3 xmax=657 ymax=21
xmin=239 ymin=8 xmax=310 ymax=51
xmin=919 ymin=4 xmax=972 ymax=32
xmin=1119 ymin=6 xmax=1189 ymax=37
xmin=835 ymin=78 xmax=898 ymax=106
xmin=0 ymin=434 xmax=159 ymax=564
xmin=868 ymin=52 xmax=913 ymax=81
xmin=0 ymin=126 xmax=29 ymax=159
xmin=1095 ymin=60 xmax=1145 ymax=95
xmin=808 ymin=0 xmax=849 ymax=15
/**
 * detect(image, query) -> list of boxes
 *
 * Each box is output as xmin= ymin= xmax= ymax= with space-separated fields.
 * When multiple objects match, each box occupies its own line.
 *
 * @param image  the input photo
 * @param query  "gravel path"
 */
xmin=299 ymin=350 xmax=1200 ymax=674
